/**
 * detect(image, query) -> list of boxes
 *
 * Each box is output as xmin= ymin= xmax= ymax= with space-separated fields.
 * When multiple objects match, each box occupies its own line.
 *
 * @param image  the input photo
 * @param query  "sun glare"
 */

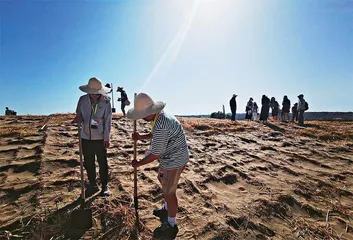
xmin=195 ymin=0 xmax=241 ymax=24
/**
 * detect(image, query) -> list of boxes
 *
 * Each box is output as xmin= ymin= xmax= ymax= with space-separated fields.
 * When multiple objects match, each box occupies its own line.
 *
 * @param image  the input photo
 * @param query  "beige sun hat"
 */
xmin=127 ymin=93 xmax=166 ymax=120
xmin=79 ymin=77 xmax=111 ymax=94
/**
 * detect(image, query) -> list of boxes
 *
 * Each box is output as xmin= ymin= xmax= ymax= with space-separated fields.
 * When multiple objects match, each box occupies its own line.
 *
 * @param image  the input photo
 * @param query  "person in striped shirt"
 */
xmin=127 ymin=93 xmax=189 ymax=240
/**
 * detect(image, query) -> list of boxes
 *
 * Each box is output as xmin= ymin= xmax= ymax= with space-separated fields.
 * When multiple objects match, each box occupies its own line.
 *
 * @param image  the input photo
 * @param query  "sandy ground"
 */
xmin=0 ymin=114 xmax=352 ymax=240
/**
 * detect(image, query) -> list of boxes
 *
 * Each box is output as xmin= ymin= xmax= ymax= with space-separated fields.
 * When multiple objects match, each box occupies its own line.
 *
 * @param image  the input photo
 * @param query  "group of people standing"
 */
xmin=4 ymin=107 xmax=17 ymax=116
xmin=229 ymin=94 xmax=308 ymax=125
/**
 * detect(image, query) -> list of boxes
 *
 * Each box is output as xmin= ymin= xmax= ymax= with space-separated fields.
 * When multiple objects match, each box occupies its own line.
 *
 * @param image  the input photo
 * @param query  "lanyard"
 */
xmin=91 ymin=104 xmax=98 ymax=116
xmin=89 ymin=95 xmax=101 ymax=116
xmin=150 ymin=113 xmax=160 ymax=132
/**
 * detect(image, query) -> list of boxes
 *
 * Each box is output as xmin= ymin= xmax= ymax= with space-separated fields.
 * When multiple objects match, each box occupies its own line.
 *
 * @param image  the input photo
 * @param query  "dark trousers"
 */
xmin=298 ymin=110 xmax=304 ymax=125
xmin=121 ymin=101 xmax=126 ymax=116
xmin=231 ymin=108 xmax=236 ymax=121
xmin=81 ymin=139 xmax=108 ymax=187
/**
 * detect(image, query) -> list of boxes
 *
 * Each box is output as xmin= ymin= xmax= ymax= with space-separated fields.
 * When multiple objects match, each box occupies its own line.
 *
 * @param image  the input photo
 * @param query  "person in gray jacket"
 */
xmin=73 ymin=77 xmax=112 ymax=197
xmin=297 ymin=94 xmax=306 ymax=126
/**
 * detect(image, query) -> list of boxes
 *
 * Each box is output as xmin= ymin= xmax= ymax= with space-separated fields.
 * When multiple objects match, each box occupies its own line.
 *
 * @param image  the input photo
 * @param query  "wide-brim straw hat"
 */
xmin=127 ymin=93 xmax=166 ymax=120
xmin=79 ymin=77 xmax=111 ymax=94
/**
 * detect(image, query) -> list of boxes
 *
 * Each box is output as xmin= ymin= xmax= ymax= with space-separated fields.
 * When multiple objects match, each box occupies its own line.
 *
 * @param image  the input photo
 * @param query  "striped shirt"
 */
xmin=151 ymin=112 xmax=189 ymax=169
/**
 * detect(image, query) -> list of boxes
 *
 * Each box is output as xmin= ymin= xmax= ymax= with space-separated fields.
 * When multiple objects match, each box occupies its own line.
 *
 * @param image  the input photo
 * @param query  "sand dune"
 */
xmin=0 ymin=114 xmax=352 ymax=239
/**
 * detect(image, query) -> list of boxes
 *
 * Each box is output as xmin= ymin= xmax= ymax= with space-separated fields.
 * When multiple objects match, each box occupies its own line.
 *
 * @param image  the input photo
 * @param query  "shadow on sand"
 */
xmin=264 ymin=122 xmax=286 ymax=133
xmin=0 ymin=194 xmax=99 ymax=240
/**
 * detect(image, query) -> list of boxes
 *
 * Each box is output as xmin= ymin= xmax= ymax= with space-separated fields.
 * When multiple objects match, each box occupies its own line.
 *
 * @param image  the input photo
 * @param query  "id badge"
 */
xmin=91 ymin=119 xmax=99 ymax=129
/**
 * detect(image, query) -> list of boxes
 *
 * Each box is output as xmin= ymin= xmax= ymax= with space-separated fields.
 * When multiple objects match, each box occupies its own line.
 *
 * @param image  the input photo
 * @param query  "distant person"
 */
xmin=73 ymin=77 xmax=112 ymax=197
xmin=5 ymin=107 xmax=12 ymax=116
xmin=297 ymin=94 xmax=307 ymax=126
xmin=245 ymin=98 xmax=253 ymax=121
xmin=260 ymin=95 xmax=270 ymax=123
xmin=252 ymin=102 xmax=259 ymax=121
xmin=282 ymin=96 xmax=291 ymax=122
xmin=291 ymin=103 xmax=298 ymax=122
xmin=229 ymin=94 xmax=237 ymax=121
xmin=277 ymin=108 xmax=282 ymax=122
xmin=117 ymin=87 xmax=129 ymax=116
xmin=5 ymin=107 xmax=16 ymax=116
xmin=105 ymin=83 xmax=113 ymax=94
xmin=270 ymin=97 xmax=280 ymax=121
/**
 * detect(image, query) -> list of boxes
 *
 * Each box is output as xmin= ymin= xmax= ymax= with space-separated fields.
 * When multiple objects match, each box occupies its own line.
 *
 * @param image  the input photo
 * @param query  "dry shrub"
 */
xmin=0 ymin=195 xmax=150 ymax=240
xmin=295 ymin=121 xmax=353 ymax=141
xmin=179 ymin=117 xmax=256 ymax=133
xmin=0 ymin=126 xmax=41 ymax=138
xmin=91 ymin=196 xmax=150 ymax=240
xmin=0 ymin=116 xmax=47 ymax=138
xmin=48 ymin=114 xmax=76 ymax=125
xmin=291 ymin=217 xmax=343 ymax=240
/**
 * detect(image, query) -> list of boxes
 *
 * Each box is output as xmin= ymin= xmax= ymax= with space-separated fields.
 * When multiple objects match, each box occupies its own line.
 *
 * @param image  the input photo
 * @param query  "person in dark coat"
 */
xmin=117 ymin=87 xmax=129 ymax=116
xmin=282 ymin=96 xmax=291 ymax=122
xmin=260 ymin=95 xmax=270 ymax=123
xmin=291 ymin=103 xmax=298 ymax=122
xmin=245 ymin=98 xmax=253 ymax=121
xmin=5 ymin=107 xmax=12 ymax=116
xmin=229 ymin=94 xmax=237 ymax=121
xmin=270 ymin=97 xmax=280 ymax=120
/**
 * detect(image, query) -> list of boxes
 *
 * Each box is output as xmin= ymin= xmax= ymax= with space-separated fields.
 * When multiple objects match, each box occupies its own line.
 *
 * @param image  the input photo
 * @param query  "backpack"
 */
xmin=304 ymin=102 xmax=309 ymax=111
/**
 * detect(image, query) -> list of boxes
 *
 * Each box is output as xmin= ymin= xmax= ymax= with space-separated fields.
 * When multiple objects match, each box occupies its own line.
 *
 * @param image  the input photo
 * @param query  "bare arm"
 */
xmin=134 ymin=153 xmax=160 ymax=168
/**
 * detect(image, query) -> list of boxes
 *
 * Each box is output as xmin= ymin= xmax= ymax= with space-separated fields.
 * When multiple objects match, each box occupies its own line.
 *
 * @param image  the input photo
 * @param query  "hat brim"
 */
xmin=127 ymin=101 xmax=166 ymax=120
xmin=79 ymin=85 xmax=111 ymax=94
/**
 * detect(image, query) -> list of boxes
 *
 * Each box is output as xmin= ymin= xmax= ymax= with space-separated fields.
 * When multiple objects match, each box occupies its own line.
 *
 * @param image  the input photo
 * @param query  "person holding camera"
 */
xmin=73 ymin=77 xmax=112 ymax=197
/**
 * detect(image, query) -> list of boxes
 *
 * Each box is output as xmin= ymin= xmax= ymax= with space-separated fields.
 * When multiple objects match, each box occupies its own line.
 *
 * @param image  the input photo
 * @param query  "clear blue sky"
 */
xmin=0 ymin=0 xmax=352 ymax=115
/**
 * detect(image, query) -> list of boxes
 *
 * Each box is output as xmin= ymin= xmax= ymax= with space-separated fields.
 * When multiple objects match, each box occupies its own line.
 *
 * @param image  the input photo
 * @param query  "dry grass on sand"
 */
xmin=0 ymin=115 xmax=352 ymax=239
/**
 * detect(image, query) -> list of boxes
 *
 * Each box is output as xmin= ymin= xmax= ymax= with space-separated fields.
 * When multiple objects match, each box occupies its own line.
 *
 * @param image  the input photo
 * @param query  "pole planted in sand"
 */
xmin=133 ymin=93 xmax=140 ymax=239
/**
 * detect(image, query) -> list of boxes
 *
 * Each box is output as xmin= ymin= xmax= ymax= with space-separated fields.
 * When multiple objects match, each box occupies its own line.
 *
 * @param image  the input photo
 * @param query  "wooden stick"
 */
xmin=40 ymin=124 xmax=46 ymax=131
xmin=326 ymin=210 xmax=330 ymax=223
xmin=133 ymin=93 xmax=139 ymax=231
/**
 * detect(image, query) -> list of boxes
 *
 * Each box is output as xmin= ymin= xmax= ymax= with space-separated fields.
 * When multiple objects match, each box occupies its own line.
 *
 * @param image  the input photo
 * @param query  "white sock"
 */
xmin=163 ymin=202 xmax=168 ymax=210
xmin=168 ymin=216 xmax=176 ymax=227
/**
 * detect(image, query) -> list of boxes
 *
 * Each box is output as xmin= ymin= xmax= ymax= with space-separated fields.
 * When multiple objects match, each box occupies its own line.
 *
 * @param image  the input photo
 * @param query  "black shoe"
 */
xmin=153 ymin=207 xmax=168 ymax=222
xmin=153 ymin=222 xmax=178 ymax=240
xmin=85 ymin=183 xmax=99 ymax=197
xmin=99 ymin=186 xmax=110 ymax=197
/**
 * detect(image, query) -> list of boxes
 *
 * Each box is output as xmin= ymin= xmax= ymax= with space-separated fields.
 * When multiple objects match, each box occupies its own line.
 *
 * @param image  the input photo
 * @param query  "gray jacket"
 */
xmin=297 ymin=98 xmax=306 ymax=111
xmin=76 ymin=94 xmax=112 ymax=141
